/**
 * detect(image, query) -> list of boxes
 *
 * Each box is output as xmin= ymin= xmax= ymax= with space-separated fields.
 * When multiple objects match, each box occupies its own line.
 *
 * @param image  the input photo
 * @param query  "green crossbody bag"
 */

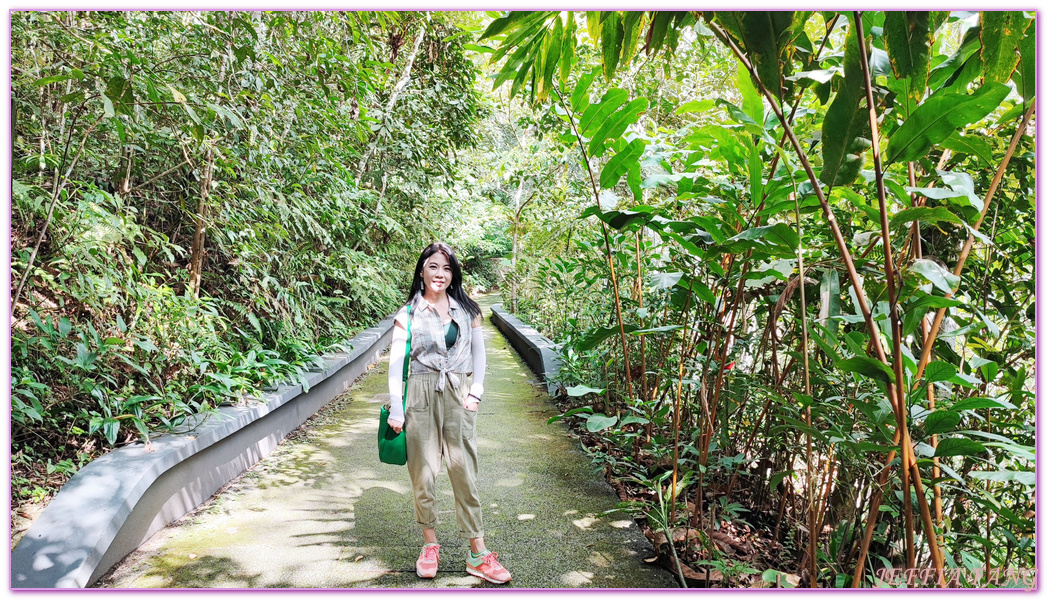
xmin=378 ymin=305 xmax=411 ymax=465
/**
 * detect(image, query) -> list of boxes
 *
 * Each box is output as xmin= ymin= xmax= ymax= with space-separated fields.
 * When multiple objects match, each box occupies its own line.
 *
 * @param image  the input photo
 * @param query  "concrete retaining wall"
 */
xmin=11 ymin=317 xmax=396 ymax=588
xmin=489 ymin=304 xmax=563 ymax=396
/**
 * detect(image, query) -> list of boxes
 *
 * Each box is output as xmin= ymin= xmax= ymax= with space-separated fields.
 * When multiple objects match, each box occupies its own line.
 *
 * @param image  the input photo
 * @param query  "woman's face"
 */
xmin=421 ymin=251 xmax=453 ymax=295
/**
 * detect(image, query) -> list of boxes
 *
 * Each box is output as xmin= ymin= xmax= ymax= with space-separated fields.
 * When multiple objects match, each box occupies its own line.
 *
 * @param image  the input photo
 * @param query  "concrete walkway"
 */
xmin=97 ymin=295 xmax=676 ymax=589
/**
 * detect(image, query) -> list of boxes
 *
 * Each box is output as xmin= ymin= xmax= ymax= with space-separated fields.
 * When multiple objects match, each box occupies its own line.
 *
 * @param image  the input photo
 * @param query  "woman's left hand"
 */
xmin=464 ymin=399 xmax=479 ymax=412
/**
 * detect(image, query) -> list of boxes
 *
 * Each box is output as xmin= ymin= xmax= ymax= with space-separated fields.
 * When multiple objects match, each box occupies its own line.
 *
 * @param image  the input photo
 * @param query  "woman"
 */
xmin=386 ymin=242 xmax=512 ymax=584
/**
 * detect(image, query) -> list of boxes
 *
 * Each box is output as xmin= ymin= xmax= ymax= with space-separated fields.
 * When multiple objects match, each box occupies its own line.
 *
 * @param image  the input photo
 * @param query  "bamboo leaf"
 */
xmin=980 ymin=11 xmax=1028 ymax=84
xmin=650 ymin=271 xmax=684 ymax=290
xmin=480 ymin=11 xmax=537 ymax=40
xmin=885 ymin=82 xmax=1010 ymax=165
xmin=934 ymin=437 xmax=986 ymax=458
xmin=619 ymin=11 xmax=643 ymax=67
xmin=601 ymin=12 xmax=624 ymax=79
xmin=819 ymin=25 xmax=871 ymax=188
xmin=588 ymin=98 xmax=648 ymax=157
xmin=924 ymin=361 xmax=956 ymax=383
xmin=586 ymin=412 xmax=618 ymax=432
xmin=940 ymin=131 xmax=995 ymax=166
xmin=570 ymin=69 xmax=597 ymax=114
xmin=579 ymin=89 xmax=629 ymax=135
xmin=950 ymin=397 xmax=1011 ymax=412
xmin=889 ymin=206 xmax=963 ymax=229
xmin=599 ymin=138 xmax=646 ymax=189
xmin=567 ymin=385 xmax=606 ymax=397
xmin=1014 ymin=20 xmax=1034 ymax=101
xmin=645 ymin=11 xmax=672 ymax=56
xmin=968 ymin=470 xmax=1034 ymax=486
xmin=909 ymin=258 xmax=960 ymax=294
xmin=559 ymin=13 xmax=578 ymax=87
xmin=924 ymin=410 xmax=961 ymax=435
xmin=818 ymin=270 xmax=842 ymax=337
xmin=883 ymin=12 xmax=931 ymax=80
xmin=837 ymin=356 xmax=896 ymax=384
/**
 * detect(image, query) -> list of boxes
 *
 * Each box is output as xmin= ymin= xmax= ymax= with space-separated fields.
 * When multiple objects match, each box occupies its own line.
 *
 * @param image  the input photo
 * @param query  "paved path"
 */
xmin=98 ymin=295 xmax=676 ymax=589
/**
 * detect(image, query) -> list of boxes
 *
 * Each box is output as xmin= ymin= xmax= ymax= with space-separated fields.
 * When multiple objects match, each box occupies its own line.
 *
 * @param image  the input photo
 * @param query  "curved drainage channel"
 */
xmin=11 ymin=297 xmax=604 ymax=589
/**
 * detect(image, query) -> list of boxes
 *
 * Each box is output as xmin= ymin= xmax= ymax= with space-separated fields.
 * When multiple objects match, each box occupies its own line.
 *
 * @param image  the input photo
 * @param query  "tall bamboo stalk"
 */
xmin=554 ymin=86 xmax=636 ymax=407
xmin=912 ymin=103 xmax=1034 ymax=381
xmin=852 ymin=13 xmax=919 ymax=573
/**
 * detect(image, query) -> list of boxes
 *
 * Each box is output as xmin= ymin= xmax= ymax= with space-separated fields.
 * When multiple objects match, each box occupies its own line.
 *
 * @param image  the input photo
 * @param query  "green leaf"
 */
xmin=761 ymin=569 xmax=797 ymax=588
xmin=533 ymin=16 xmax=563 ymax=102
xmin=580 ymin=205 xmax=663 ymax=230
xmin=924 ymin=361 xmax=956 ymax=383
xmin=134 ymin=338 xmax=160 ymax=353
xmin=736 ymin=57 xmax=764 ymax=125
xmin=579 ymin=88 xmax=629 ymax=136
xmin=883 ymin=12 xmax=931 ymax=79
xmin=650 ymin=272 xmax=684 ymax=290
xmin=940 ymin=132 xmax=995 ymax=166
xmin=714 ymin=11 xmax=804 ymax=101
xmin=674 ymin=99 xmax=716 ymax=115
xmin=586 ymin=412 xmax=618 ymax=432
xmin=480 ymin=11 xmax=535 ymax=40
xmin=883 ymin=12 xmax=931 ymax=108
xmin=570 ymin=69 xmax=597 ymax=113
xmin=950 ymin=397 xmax=1011 ymax=412
xmin=576 ymin=324 xmax=639 ymax=351
xmin=889 ymin=206 xmax=963 ymax=229
xmin=1014 ymin=19 xmax=1034 ymax=101
xmin=968 ymin=470 xmax=1034 ymax=486
xmin=599 ymin=139 xmax=645 ymax=189
xmin=724 ymin=223 xmax=799 ymax=251
xmin=924 ymin=410 xmax=961 ymax=435
xmin=58 ymin=317 xmax=72 ymax=338
xmin=820 ymin=25 xmax=871 ymax=187
xmin=103 ymin=417 xmax=121 ymax=445
xmin=600 ymin=11 xmax=624 ymax=79
xmin=818 ymin=270 xmax=842 ymax=337
xmin=934 ymin=437 xmax=986 ymax=458
xmin=619 ymin=11 xmax=643 ymax=68
xmin=567 ymin=385 xmax=606 ymax=397
xmin=645 ymin=12 xmax=673 ymax=56
xmin=547 ymin=405 xmax=595 ymax=424
xmin=885 ymin=82 xmax=1010 ymax=165
xmin=909 ymin=259 xmax=960 ymax=294
xmin=34 ymin=74 xmax=74 ymax=87
xmin=630 ymin=325 xmax=683 ymax=335
xmin=837 ymin=356 xmax=896 ymax=384
xmin=559 ymin=13 xmax=578 ymax=87
xmin=588 ymin=98 xmax=648 ymax=157
xmin=980 ymin=11 xmax=1028 ymax=84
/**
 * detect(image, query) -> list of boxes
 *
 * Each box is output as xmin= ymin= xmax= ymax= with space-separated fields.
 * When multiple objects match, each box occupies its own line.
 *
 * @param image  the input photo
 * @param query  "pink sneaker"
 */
xmin=466 ymin=551 xmax=512 ymax=584
xmin=416 ymin=544 xmax=440 ymax=578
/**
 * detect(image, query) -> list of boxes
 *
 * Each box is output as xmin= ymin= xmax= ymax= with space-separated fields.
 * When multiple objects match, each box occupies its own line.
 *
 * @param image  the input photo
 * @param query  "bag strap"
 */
xmin=401 ymin=305 xmax=412 ymax=412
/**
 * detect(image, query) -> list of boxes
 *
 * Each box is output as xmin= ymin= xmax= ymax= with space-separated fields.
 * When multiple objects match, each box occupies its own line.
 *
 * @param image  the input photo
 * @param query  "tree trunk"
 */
xmin=188 ymin=148 xmax=214 ymax=298
xmin=356 ymin=27 xmax=426 ymax=179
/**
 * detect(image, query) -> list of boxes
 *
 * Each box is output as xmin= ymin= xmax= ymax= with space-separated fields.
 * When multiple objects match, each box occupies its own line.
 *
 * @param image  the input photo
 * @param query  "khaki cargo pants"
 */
xmin=405 ymin=372 xmax=484 ymax=539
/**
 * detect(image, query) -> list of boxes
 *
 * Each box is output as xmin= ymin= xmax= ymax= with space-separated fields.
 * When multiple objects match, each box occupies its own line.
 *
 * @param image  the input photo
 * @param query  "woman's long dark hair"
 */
xmin=407 ymin=242 xmax=482 ymax=322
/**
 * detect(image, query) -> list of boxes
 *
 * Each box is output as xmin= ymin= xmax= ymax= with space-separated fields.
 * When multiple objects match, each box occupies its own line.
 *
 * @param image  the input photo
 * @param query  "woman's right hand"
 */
xmin=389 ymin=418 xmax=404 ymax=434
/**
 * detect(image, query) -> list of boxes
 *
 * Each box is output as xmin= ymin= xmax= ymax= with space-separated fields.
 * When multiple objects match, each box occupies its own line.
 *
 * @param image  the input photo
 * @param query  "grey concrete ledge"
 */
xmin=489 ymin=304 xmax=563 ymax=396
xmin=11 ymin=316 xmax=397 ymax=589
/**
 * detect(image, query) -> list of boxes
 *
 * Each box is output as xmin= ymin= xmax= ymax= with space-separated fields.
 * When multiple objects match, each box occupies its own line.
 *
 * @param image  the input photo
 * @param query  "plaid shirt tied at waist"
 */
xmin=394 ymin=293 xmax=474 ymax=392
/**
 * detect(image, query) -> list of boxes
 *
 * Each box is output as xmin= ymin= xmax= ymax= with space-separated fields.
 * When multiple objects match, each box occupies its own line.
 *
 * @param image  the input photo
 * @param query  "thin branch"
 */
xmin=12 ymin=115 xmax=104 ymax=314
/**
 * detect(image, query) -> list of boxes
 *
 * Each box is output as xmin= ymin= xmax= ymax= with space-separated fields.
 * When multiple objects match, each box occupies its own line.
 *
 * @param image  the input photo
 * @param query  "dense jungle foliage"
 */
xmin=10 ymin=10 xmax=1037 ymax=588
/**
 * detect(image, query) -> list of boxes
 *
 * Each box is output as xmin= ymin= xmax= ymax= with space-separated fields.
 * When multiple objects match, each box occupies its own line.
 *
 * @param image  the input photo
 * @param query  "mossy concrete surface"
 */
xmin=98 ymin=294 xmax=676 ymax=589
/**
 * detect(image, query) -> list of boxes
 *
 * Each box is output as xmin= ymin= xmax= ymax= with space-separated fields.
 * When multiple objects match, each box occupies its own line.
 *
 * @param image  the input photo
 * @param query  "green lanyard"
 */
xmin=401 ymin=305 xmax=412 ymax=410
